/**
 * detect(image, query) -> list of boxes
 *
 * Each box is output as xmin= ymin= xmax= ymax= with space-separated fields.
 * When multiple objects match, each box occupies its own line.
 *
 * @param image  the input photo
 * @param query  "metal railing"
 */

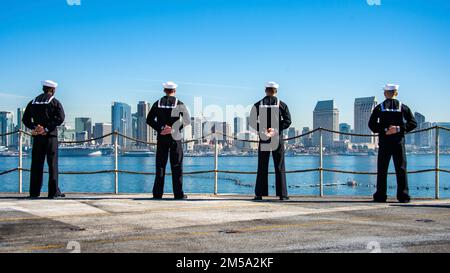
xmin=1 ymin=126 xmax=449 ymax=199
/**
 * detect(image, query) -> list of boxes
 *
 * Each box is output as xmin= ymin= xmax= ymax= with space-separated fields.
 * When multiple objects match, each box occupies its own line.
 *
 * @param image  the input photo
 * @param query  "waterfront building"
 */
xmin=354 ymin=97 xmax=377 ymax=144
xmin=288 ymin=127 xmax=296 ymax=145
xmin=0 ymin=111 xmax=14 ymax=147
xmin=313 ymin=100 xmax=340 ymax=147
xmin=339 ymin=123 xmax=351 ymax=142
xmin=136 ymin=101 xmax=155 ymax=147
xmin=111 ymin=102 xmax=132 ymax=148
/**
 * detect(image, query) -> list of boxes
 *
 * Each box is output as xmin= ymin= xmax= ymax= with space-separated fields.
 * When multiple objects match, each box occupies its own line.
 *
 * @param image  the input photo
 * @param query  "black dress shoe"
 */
xmin=174 ymin=195 xmax=188 ymax=200
xmin=279 ymin=196 xmax=290 ymax=201
xmin=48 ymin=193 xmax=66 ymax=199
xmin=50 ymin=193 xmax=66 ymax=198
xmin=398 ymin=199 xmax=411 ymax=204
xmin=153 ymin=196 xmax=163 ymax=200
xmin=373 ymin=199 xmax=387 ymax=203
xmin=27 ymin=196 xmax=40 ymax=200
xmin=253 ymin=196 xmax=263 ymax=201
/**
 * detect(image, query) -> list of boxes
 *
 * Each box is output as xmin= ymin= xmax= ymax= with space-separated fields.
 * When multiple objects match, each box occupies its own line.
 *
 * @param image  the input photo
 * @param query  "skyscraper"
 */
xmin=417 ymin=122 xmax=432 ymax=148
xmin=136 ymin=101 xmax=156 ymax=146
xmin=93 ymin=123 xmax=112 ymax=145
xmin=234 ymin=117 xmax=245 ymax=137
xmin=0 ymin=111 xmax=14 ymax=147
xmin=75 ymin=117 xmax=92 ymax=139
xmin=132 ymin=112 xmax=138 ymax=139
xmin=287 ymin=127 xmax=296 ymax=145
xmin=16 ymin=108 xmax=25 ymax=131
xmin=14 ymin=108 xmax=32 ymax=147
xmin=111 ymin=102 xmax=132 ymax=148
xmin=191 ymin=117 xmax=203 ymax=144
xmin=354 ymin=97 xmax=377 ymax=144
xmin=301 ymin=127 xmax=313 ymax=148
xmin=435 ymin=122 xmax=450 ymax=149
xmin=414 ymin=112 xmax=426 ymax=147
xmin=182 ymin=123 xmax=194 ymax=152
xmin=313 ymin=100 xmax=340 ymax=147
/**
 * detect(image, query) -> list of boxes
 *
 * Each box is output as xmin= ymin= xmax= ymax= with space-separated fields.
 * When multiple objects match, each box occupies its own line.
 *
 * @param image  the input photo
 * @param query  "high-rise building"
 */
xmin=136 ymin=101 xmax=155 ymax=146
xmin=301 ymin=127 xmax=313 ymax=148
xmin=414 ymin=112 xmax=426 ymax=147
xmin=234 ymin=117 xmax=245 ymax=137
xmin=313 ymin=100 xmax=340 ymax=147
xmin=415 ymin=112 xmax=426 ymax=124
xmin=111 ymin=102 xmax=132 ymax=148
xmin=339 ymin=123 xmax=351 ymax=142
xmin=354 ymin=97 xmax=377 ymax=144
xmin=435 ymin=122 xmax=450 ymax=149
xmin=191 ymin=117 xmax=203 ymax=144
xmin=93 ymin=123 xmax=112 ymax=145
xmin=417 ymin=122 xmax=432 ymax=148
xmin=182 ymin=123 xmax=194 ymax=152
xmin=132 ymin=113 xmax=138 ymax=139
xmin=13 ymin=108 xmax=32 ymax=147
xmin=16 ymin=108 xmax=25 ymax=131
xmin=75 ymin=117 xmax=92 ymax=139
xmin=0 ymin=111 xmax=14 ymax=147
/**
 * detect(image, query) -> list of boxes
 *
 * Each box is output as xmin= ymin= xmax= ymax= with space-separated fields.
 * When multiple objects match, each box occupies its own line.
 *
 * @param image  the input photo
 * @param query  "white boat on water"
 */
xmin=59 ymin=147 xmax=103 ymax=157
xmin=123 ymin=150 xmax=155 ymax=157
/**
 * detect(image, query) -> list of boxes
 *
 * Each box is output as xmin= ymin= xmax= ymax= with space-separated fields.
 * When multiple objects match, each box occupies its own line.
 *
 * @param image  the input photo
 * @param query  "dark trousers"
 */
xmin=374 ymin=141 xmax=410 ymax=201
xmin=153 ymin=136 xmax=184 ymax=198
xmin=255 ymin=141 xmax=288 ymax=198
xmin=30 ymin=136 xmax=61 ymax=197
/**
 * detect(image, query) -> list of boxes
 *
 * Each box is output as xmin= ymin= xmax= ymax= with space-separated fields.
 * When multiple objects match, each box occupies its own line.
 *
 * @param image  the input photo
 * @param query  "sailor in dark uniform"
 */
xmin=147 ymin=81 xmax=191 ymax=200
xmin=369 ymin=84 xmax=417 ymax=203
xmin=22 ymin=80 xmax=66 ymax=199
xmin=250 ymin=82 xmax=292 ymax=201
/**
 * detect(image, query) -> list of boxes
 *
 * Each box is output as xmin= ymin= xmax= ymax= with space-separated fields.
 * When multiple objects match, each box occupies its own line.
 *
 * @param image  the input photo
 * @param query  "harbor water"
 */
xmin=0 ymin=155 xmax=449 ymax=198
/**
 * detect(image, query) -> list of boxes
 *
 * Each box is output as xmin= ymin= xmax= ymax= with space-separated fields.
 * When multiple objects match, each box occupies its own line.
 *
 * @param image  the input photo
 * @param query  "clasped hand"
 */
xmin=386 ymin=125 xmax=400 ymax=136
xmin=32 ymin=125 xmax=47 ymax=136
xmin=160 ymin=125 xmax=173 ymax=136
xmin=265 ymin=128 xmax=277 ymax=138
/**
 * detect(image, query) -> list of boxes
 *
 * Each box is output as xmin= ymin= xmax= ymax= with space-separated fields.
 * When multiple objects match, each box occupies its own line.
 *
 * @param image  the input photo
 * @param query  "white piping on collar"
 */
xmin=158 ymin=98 xmax=178 ymax=109
xmin=32 ymin=96 xmax=55 ymax=105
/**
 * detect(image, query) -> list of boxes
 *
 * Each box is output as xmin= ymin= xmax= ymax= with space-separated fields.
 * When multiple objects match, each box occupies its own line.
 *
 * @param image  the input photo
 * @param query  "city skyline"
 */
xmin=1 ymin=96 xmax=448 ymax=138
xmin=0 ymin=91 xmax=442 ymax=131
xmin=2 ymin=98 xmax=450 ymax=155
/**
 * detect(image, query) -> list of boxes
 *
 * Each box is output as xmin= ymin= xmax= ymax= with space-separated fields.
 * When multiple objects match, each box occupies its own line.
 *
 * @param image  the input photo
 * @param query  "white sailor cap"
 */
xmin=384 ymin=84 xmax=399 ymax=91
xmin=163 ymin=81 xmax=178 ymax=90
xmin=265 ymin=81 xmax=280 ymax=89
xmin=42 ymin=80 xmax=58 ymax=88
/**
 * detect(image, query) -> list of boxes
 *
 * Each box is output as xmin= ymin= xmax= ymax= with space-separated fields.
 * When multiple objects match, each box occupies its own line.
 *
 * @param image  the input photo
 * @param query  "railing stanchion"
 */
xmin=435 ymin=127 xmax=440 ymax=200
xmin=114 ymin=131 xmax=119 ymax=195
xmin=214 ymin=138 xmax=219 ymax=195
xmin=18 ymin=131 xmax=23 ymax=194
xmin=319 ymin=128 xmax=324 ymax=197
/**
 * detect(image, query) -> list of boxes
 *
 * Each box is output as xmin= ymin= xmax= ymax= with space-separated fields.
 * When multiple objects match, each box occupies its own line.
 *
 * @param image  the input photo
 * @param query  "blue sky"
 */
xmin=1 ymin=0 xmax=450 ymax=129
